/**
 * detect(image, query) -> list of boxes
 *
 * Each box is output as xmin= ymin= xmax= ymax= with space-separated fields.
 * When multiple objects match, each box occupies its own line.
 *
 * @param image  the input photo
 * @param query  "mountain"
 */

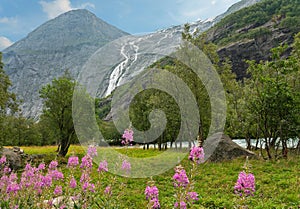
xmin=203 ymin=0 xmax=300 ymax=79
xmin=3 ymin=9 xmax=129 ymax=117
xmin=3 ymin=0 xmax=261 ymax=118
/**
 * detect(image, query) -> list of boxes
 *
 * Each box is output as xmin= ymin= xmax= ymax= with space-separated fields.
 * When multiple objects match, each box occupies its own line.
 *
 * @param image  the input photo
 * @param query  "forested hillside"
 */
xmin=204 ymin=0 xmax=300 ymax=79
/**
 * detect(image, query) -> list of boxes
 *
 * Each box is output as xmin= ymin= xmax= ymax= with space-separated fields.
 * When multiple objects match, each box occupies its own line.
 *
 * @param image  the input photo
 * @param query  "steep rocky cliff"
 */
xmin=204 ymin=0 xmax=300 ymax=79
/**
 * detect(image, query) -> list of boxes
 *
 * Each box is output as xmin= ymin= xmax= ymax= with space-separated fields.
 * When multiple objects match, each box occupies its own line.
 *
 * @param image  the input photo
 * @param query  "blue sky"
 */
xmin=0 ymin=0 xmax=240 ymax=50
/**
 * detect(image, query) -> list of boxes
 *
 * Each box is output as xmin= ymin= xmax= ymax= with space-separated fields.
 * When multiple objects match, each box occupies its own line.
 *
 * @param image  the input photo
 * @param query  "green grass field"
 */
xmin=13 ymin=145 xmax=300 ymax=208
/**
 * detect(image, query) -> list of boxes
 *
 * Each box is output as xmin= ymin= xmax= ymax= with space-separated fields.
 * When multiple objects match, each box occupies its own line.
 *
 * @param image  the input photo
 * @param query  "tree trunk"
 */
xmin=197 ymin=125 xmax=204 ymax=147
xmin=245 ymin=136 xmax=251 ymax=150
xmin=265 ymin=141 xmax=272 ymax=159
xmin=281 ymin=139 xmax=288 ymax=158
xmin=297 ymin=139 xmax=300 ymax=153
xmin=58 ymin=131 xmax=73 ymax=157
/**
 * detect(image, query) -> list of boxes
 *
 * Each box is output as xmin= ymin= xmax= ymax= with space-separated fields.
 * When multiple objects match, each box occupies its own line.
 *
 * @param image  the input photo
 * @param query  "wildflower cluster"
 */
xmin=234 ymin=157 xmax=255 ymax=197
xmin=188 ymin=146 xmax=204 ymax=164
xmin=234 ymin=171 xmax=256 ymax=197
xmin=0 ymin=145 xmax=116 ymax=209
xmin=145 ymin=180 xmax=160 ymax=209
xmin=121 ymin=128 xmax=134 ymax=145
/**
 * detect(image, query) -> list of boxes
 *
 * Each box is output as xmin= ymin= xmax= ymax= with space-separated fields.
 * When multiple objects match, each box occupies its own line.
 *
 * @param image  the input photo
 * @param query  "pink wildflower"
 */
xmin=121 ymin=160 xmax=131 ymax=173
xmin=173 ymin=166 xmax=189 ymax=188
xmin=87 ymin=146 xmax=98 ymax=158
xmin=80 ymin=155 xmax=93 ymax=169
xmin=69 ymin=177 xmax=77 ymax=189
xmin=0 ymin=155 xmax=6 ymax=164
xmin=53 ymin=185 xmax=62 ymax=196
xmin=97 ymin=160 xmax=108 ymax=173
xmin=121 ymin=129 xmax=134 ymax=145
xmin=67 ymin=156 xmax=79 ymax=167
xmin=104 ymin=186 xmax=112 ymax=196
xmin=187 ymin=192 xmax=199 ymax=202
xmin=49 ymin=161 xmax=58 ymax=170
xmin=145 ymin=185 xmax=160 ymax=209
xmin=234 ymin=171 xmax=255 ymax=197
xmin=174 ymin=201 xmax=187 ymax=209
xmin=189 ymin=146 xmax=205 ymax=164
xmin=38 ymin=163 xmax=46 ymax=171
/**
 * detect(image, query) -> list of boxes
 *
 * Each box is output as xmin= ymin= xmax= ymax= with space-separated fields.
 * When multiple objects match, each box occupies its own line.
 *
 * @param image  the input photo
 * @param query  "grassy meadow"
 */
xmin=6 ymin=145 xmax=299 ymax=209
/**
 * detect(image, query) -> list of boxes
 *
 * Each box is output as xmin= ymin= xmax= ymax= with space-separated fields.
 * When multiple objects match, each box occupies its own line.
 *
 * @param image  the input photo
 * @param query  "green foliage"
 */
xmin=208 ymin=0 xmax=300 ymax=46
xmin=0 ymin=53 xmax=17 ymax=115
xmin=0 ymin=52 xmax=19 ymax=146
xmin=242 ymin=34 xmax=300 ymax=158
xmin=39 ymin=71 xmax=77 ymax=156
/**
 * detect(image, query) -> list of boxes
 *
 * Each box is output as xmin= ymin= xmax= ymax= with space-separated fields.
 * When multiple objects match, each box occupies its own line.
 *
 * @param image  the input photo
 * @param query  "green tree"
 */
xmin=0 ymin=52 xmax=18 ymax=146
xmin=39 ymin=72 xmax=76 ymax=156
xmin=246 ymin=43 xmax=300 ymax=158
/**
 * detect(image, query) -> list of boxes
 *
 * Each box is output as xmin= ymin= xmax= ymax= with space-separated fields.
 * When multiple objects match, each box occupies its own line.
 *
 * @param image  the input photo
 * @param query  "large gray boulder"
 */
xmin=0 ymin=147 xmax=22 ymax=170
xmin=203 ymin=132 xmax=256 ymax=162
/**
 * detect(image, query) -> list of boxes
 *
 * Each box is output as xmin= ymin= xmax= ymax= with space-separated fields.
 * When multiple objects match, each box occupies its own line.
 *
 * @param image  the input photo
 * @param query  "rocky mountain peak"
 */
xmin=5 ymin=9 xmax=129 ymax=53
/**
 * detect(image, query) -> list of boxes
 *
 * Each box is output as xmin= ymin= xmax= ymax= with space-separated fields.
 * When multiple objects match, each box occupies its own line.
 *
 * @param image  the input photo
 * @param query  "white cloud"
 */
xmin=168 ymin=0 xmax=240 ymax=23
xmin=0 ymin=17 xmax=18 ymax=25
xmin=39 ymin=0 xmax=72 ymax=19
xmin=39 ymin=0 xmax=95 ymax=19
xmin=0 ymin=36 xmax=14 ymax=50
xmin=78 ymin=3 xmax=95 ymax=10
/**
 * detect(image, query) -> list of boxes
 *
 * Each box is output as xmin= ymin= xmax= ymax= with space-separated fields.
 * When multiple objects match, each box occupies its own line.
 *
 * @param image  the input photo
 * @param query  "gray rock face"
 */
xmin=2 ymin=0 xmax=261 ymax=118
xmin=203 ymin=132 xmax=256 ymax=162
xmin=216 ymin=20 xmax=295 ymax=80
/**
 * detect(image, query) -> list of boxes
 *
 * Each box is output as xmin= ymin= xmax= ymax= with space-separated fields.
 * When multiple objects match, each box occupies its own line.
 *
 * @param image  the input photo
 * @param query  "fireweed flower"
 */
xmin=0 ymin=155 xmax=6 ymax=164
xmin=121 ymin=160 xmax=131 ymax=174
xmin=87 ymin=145 xmax=98 ymax=158
xmin=80 ymin=172 xmax=89 ymax=183
xmin=97 ymin=160 xmax=108 ymax=173
xmin=145 ymin=186 xmax=160 ymax=209
xmin=189 ymin=146 xmax=205 ymax=164
xmin=49 ymin=160 xmax=58 ymax=170
xmin=187 ymin=192 xmax=199 ymax=202
xmin=82 ymin=182 xmax=95 ymax=193
xmin=80 ymin=155 xmax=93 ymax=169
xmin=50 ymin=170 xmax=64 ymax=180
xmin=3 ymin=166 xmax=11 ymax=174
xmin=69 ymin=177 xmax=77 ymax=189
xmin=145 ymin=186 xmax=159 ymax=200
xmin=67 ymin=156 xmax=79 ymax=167
xmin=41 ymin=174 xmax=53 ymax=187
xmin=6 ymin=182 xmax=20 ymax=194
xmin=121 ymin=128 xmax=134 ymax=145
xmin=104 ymin=186 xmax=112 ymax=196
xmin=38 ymin=163 xmax=46 ymax=171
xmin=234 ymin=171 xmax=255 ymax=197
xmin=174 ymin=201 xmax=187 ymax=209
xmin=54 ymin=185 xmax=62 ymax=196
xmin=173 ymin=166 xmax=189 ymax=188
